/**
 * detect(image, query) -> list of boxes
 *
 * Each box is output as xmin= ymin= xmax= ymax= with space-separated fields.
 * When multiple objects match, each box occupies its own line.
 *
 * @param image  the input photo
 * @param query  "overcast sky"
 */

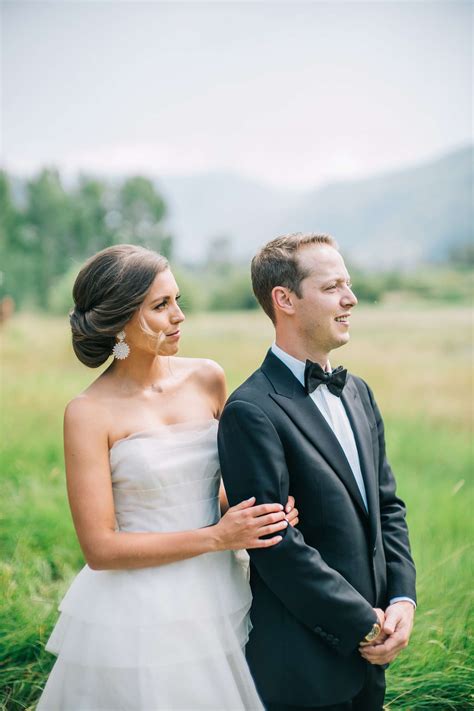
xmin=2 ymin=0 xmax=472 ymax=189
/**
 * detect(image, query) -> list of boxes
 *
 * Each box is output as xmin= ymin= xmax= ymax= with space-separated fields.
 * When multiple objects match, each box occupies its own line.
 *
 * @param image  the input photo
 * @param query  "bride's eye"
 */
xmin=154 ymin=300 xmax=168 ymax=310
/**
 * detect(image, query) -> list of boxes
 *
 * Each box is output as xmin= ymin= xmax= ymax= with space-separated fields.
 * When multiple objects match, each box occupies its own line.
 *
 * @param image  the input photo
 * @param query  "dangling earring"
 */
xmin=112 ymin=330 xmax=130 ymax=360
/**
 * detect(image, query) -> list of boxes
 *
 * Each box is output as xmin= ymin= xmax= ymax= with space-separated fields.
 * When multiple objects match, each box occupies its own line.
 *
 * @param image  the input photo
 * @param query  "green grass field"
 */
xmin=1 ymin=306 xmax=473 ymax=710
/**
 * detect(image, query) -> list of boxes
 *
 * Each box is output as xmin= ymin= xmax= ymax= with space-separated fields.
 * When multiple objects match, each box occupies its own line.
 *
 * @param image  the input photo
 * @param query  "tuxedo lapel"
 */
xmin=261 ymin=351 xmax=369 ymax=520
xmin=341 ymin=380 xmax=379 ymax=545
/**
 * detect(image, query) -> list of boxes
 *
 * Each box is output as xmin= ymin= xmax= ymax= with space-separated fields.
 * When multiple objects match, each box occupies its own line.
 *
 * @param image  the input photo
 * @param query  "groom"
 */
xmin=218 ymin=233 xmax=416 ymax=711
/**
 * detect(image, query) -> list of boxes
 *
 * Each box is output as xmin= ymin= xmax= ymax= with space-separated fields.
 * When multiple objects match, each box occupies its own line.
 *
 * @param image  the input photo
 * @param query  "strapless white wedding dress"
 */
xmin=37 ymin=420 xmax=263 ymax=710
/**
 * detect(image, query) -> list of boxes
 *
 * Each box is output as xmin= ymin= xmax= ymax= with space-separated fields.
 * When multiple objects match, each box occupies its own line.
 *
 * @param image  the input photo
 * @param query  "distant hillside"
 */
xmin=158 ymin=145 xmax=472 ymax=268
xmin=156 ymin=172 xmax=301 ymax=263
xmin=278 ymin=146 xmax=472 ymax=269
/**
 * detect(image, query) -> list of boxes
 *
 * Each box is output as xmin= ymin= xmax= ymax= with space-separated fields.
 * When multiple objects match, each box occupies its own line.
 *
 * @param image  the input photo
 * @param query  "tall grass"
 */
xmin=1 ymin=306 xmax=473 ymax=709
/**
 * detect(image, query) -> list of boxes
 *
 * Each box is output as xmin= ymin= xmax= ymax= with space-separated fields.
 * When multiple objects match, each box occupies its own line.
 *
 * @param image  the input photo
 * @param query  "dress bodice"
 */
xmin=109 ymin=419 xmax=221 ymax=533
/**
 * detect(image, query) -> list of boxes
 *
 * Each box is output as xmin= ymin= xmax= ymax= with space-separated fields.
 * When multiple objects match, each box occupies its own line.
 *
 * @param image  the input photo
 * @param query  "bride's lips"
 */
xmin=165 ymin=329 xmax=181 ymax=340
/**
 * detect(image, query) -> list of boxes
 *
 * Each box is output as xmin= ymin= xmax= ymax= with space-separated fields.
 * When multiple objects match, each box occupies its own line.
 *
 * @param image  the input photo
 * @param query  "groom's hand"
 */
xmin=359 ymin=601 xmax=415 ymax=665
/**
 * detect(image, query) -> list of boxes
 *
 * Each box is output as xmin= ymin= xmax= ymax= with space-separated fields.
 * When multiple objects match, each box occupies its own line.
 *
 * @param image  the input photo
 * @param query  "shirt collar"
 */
xmin=271 ymin=343 xmax=332 ymax=388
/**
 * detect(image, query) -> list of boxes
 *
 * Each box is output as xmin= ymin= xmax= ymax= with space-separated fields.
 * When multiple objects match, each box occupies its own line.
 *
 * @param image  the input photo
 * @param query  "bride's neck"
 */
xmin=107 ymin=353 xmax=172 ymax=390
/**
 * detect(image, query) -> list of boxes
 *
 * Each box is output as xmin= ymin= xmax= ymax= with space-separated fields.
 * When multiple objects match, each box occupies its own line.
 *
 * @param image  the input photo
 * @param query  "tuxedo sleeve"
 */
xmin=363 ymin=382 xmax=417 ymax=605
xmin=218 ymin=399 xmax=378 ymax=656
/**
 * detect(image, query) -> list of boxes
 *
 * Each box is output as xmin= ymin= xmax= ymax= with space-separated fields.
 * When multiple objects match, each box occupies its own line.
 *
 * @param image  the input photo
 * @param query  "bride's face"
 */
xmin=125 ymin=268 xmax=185 ymax=356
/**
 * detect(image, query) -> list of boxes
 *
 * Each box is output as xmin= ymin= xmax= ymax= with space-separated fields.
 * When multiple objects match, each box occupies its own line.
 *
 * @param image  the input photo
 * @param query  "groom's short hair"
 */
xmin=251 ymin=232 xmax=337 ymax=323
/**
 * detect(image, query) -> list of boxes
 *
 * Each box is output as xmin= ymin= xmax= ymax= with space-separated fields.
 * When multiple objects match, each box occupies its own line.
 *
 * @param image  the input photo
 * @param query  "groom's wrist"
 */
xmin=389 ymin=596 xmax=416 ymax=609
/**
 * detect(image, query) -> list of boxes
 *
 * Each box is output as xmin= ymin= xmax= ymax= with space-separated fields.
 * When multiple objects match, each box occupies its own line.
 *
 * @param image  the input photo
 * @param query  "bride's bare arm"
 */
xmin=64 ymin=398 xmax=288 ymax=571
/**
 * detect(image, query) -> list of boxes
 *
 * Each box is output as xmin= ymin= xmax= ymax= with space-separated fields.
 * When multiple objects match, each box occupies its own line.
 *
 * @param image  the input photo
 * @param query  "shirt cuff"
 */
xmin=389 ymin=596 xmax=416 ymax=609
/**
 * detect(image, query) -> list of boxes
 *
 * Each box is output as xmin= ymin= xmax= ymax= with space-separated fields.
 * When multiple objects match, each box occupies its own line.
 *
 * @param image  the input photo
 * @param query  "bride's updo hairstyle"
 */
xmin=70 ymin=244 xmax=168 ymax=367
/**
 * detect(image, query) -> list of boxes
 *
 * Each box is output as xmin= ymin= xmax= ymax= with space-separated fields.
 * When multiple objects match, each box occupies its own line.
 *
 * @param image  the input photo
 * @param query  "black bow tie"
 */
xmin=304 ymin=361 xmax=347 ymax=397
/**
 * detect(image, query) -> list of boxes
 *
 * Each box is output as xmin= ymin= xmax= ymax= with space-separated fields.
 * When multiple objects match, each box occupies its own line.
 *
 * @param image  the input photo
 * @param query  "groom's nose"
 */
xmin=341 ymin=285 xmax=358 ymax=307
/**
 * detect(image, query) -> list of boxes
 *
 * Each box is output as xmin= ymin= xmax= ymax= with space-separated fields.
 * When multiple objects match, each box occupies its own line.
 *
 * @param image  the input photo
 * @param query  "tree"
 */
xmin=448 ymin=242 xmax=474 ymax=269
xmin=1 ymin=169 xmax=173 ymax=310
xmin=24 ymin=169 xmax=73 ymax=308
xmin=208 ymin=267 xmax=258 ymax=311
xmin=205 ymin=235 xmax=233 ymax=268
xmin=71 ymin=177 xmax=114 ymax=257
xmin=116 ymin=177 xmax=171 ymax=258
xmin=0 ymin=172 xmax=19 ymax=298
xmin=0 ymin=171 xmax=35 ymax=306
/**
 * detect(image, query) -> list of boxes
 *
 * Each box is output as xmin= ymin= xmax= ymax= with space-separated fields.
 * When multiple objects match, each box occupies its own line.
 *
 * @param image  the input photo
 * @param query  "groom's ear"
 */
xmin=272 ymin=286 xmax=296 ymax=318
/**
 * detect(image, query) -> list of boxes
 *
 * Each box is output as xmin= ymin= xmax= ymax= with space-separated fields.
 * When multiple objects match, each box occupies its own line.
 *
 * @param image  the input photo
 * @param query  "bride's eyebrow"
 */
xmin=149 ymin=293 xmax=180 ymax=306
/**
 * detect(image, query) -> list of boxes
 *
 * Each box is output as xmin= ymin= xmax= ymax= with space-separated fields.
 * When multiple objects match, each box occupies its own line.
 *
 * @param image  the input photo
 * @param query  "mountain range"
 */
xmin=157 ymin=145 xmax=472 ymax=269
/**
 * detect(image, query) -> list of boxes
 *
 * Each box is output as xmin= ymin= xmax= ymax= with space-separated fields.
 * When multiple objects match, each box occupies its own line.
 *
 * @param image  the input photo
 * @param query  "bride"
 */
xmin=37 ymin=244 xmax=298 ymax=710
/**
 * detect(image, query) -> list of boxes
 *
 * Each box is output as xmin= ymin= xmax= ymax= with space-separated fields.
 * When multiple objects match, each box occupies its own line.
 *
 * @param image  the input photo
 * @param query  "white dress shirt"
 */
xmin=271 ymin=342 xmax=368 ymax=510
xmin=271 ymin=343 xmax=416 ymax=609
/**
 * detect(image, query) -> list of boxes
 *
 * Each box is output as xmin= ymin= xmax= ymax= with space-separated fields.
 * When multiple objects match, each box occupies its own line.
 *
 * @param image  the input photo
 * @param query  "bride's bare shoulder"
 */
xmin=64 ymin=390 xmax=111 ymax=435
xmin=172 ymin=357 xmax=226 ymax=416
xmin=172 ymin=356 xmax=226 ymax=387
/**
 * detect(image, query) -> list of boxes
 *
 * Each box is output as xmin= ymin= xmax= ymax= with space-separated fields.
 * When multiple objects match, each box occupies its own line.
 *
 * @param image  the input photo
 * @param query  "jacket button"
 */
xmin=373 ymin=546 xmax=377 ymax=556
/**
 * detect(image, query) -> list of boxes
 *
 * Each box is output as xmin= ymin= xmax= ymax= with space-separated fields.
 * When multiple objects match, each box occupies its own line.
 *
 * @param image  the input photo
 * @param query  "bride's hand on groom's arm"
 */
xmin=359 ymin=601 xmax=415 ymax=665
xmin=218 ymin=485 xmax=298 ymax=527
xmin=212 ymin=497 xmax=289 ymax=551
xmin=285 ymin=495 xmax=299 ymax=527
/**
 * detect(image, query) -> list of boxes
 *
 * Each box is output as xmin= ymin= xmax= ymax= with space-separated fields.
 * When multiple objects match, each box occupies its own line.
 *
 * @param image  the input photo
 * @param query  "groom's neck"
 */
xmin=274 ymin=333 xmax=330 ymax=370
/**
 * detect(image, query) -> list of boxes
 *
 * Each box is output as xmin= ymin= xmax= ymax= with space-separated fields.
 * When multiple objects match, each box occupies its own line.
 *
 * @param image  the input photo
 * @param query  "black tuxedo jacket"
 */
xmin=218 ymin=350 xmax=416 ymax=707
